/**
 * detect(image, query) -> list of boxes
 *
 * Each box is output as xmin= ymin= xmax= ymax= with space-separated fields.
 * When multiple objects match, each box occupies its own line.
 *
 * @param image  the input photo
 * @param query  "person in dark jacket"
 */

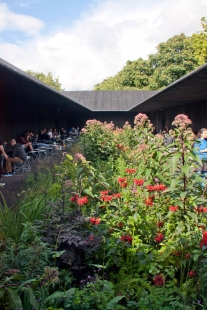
xmin=4 ymin=139 xmax=27 ymax=176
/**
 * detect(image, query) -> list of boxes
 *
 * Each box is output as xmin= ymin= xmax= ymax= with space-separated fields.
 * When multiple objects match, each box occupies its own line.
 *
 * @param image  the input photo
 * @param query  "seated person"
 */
xmin=17 ymin=131 xmax=33 ymax=151
xmin=29 ymin=131 xmax=49 ymax=148
xmin=72 ymin=127 xmax=78 ymax=138
xmin=38 ymin=129 xmax=50 ymax=141
xmin=194 ymin=128 xmax=207 ymax=161
xmin=53 ymin=128 xmax=59 ymax=138
xmin=4 ymin=139 xmax=27 ymax=176
xmin=0 ymin=134 xmax=8 ymax=185
xmin=60 ymin=127 xmax=67 ymax=139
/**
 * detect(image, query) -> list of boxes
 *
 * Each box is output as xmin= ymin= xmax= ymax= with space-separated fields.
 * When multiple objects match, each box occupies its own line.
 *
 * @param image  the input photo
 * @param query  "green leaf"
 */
xmin=171 ymin=153 xmax=181 ymax=173
xmin=6 ymin=288 xmax=22 ymax=309
xmin=28 ymin=287 xmax=40 ymax=309
xmin=44 ymin=291 xmax=65 ymax=304
xmin=0 ymin=290 xmax=5 ymax=299
xmin=145 ymin=168 xmax=152 ymax=179
xmin=169 ymin=178 xmax=180 ymax=189
xmin=106 ymin=296 xmax=124 ymax=309
xmin=181 ymin=164 xmax=191 ymax=177
xmin=187 ymin=211 xmax=198 ymax=222
xmin=180 ymin=191 xmax=188 ymax=199
xmin=53 ymin=250 xmax=66 ymax=258
xmin=83 ymin=188 xmax=94 ymax=197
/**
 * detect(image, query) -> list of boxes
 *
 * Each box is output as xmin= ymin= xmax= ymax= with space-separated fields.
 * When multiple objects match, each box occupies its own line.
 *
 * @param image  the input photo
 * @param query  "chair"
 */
xmin=14 ymin=156 xmax=31 ymax=176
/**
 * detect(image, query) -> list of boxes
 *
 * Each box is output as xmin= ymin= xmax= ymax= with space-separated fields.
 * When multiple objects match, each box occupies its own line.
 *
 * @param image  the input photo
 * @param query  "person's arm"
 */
xmin=0 ymin=145 xmax=8 ymax=159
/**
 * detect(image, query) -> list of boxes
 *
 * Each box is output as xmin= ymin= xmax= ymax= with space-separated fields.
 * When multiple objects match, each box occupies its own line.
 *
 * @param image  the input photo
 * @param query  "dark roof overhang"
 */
xmin=0 ymin=58 xmax=90 ymax=112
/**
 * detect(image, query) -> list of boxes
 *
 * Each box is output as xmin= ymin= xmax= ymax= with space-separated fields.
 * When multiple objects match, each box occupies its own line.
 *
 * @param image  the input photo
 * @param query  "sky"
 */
xmin=0 ymin=0 xmax=206 ymax=90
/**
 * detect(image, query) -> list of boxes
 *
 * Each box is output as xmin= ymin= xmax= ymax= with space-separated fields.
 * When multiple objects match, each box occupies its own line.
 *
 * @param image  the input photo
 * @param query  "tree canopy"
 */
xmin=26 ymin=70 xmax=64 ymax=91
xmin=94 ymin=17 xmax=207 ymax=90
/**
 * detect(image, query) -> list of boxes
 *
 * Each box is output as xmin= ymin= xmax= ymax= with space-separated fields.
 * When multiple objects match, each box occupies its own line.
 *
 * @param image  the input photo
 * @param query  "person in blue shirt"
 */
xmin=194 ymin=128 xmax=207 ymax=161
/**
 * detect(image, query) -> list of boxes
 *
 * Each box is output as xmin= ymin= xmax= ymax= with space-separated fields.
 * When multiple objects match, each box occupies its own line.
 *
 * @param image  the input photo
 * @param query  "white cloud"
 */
xmin=0 ymin=0 xmax=206 ymax=90
xmin=0 ymin=2 xmax=44 ymax=36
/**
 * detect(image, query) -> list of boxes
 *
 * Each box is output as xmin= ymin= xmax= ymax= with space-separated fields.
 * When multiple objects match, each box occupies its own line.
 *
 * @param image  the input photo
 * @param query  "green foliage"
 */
xmin=2 ymin=114 xmax=207 ymax=308
xmin=94 ymin=17 xmax=206 ymax=90
xmin=26 ymin=70 xmax=64 ymax=91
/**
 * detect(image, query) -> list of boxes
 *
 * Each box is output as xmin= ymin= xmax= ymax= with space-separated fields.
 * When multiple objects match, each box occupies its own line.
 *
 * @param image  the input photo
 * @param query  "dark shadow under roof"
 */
xmin=130 ymin=63 xmax=207 ymax=112
xmin=63 ymin=90 xmax=158 ymax=111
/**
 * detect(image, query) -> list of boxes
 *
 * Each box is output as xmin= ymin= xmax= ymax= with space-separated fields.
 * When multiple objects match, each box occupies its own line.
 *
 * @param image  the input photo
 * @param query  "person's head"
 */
xmin=198 ymin=128 xmax=207 ymax=139
xmin=10 ymin=139 xmax=16 ymax=146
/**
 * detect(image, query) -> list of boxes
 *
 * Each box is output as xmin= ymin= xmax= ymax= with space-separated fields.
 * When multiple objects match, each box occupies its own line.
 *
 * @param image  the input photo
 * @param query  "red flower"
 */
xmin=200 ymin=230 xmax=207 ymax=247
xmin=113 ymin=193 xmax=122 ymax=199
xmin=126 ymin=168 xmax=136 ymax=174
xmin=100 ymin=195 xmax=113 ymax=202
xmin=118 ymin=222 xmax=123 ymax=228
xmin=134 ymin=178 xmax=144 ymax=186
xmin=70 ymin=194 xmax=79 ymax=202
xmin=195 ymin=206 xmax=207 ymax=213
xmin=100 ymin=190 xmax=109 ymax=195
xmin=89 ymin=235 xmax=94 ymax=240
xmin=153 ymin=275 xmax=164 ymax=287
xmin=116 ymin=144 xmax=124 ymax=150
xmin=145 ymin=197 xmax=153 ymax=206
xmin=120 ymin=235 xmax=132 ymax=244
xmin=146 ymin=184 xmax=167 ymax=192
xmin=198 ymin=225 xmax=205 ymax=230
xmin=174 ymin=251 xmax=181 ymax=257
xmin=117 ymin=177 xmax=127 ymax=183
xmin=156 ymin=221 xmax=164 ymax=228
xmin=169 ymin=206 xmax=179 ymax=212
xmin=76 ymin=196 xmax=88 ymax=206
xmin=185 ymin=253 xmax=190 ymax=259
xmin=154 ymin=233 xmax=164 ymax=243
xmin=89 ymin=217 xmax=101 ymax=225
xmin=120 ymin=182 xmax=128 ymax=188
xmin=188 ymin=270 xmax=196 ymax=278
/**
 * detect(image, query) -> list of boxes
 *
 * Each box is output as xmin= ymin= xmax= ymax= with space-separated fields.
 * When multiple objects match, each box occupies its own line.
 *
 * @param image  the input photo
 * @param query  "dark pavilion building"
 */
xmin=0 ymin=57 xmax=207 ymax=141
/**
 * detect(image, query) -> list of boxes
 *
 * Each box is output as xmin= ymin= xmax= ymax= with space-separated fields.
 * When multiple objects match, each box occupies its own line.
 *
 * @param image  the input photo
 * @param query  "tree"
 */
xmin=190 ymin=17 xmax=207 ymax=66
xmin=148 ymin=33 xmax=198 ymax=89
xmin=26 ymin=70 xmax=64 ymax=91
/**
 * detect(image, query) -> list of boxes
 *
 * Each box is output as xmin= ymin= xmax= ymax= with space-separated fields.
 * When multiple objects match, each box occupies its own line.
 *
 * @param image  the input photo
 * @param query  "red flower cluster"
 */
xmin=153 ymin=275 xmax=165 ymax=287
xmin=154 ymin=233 xmax=164 ymax=243
xmin=146 ymin=184 xmax=167 ymax=192
xmin=100 ymin=194 xmax=113 ymax=202
xmin=200 ymin=231 xmax=207 ymax=248
xmin=117 ymin=177 xmax=128 ymax=188
xmin=76 ymin=196 xmax=88 ymax=206
xmin=89 ymin=217 xmax=101 ymax=225
xmin=125 ymin=168 xmax=136 ymax=174
xmin=120 ymin=235 xmax=132 ymax=244
xmin=134 ymin=178 xmax=144 ymax=186
xmin=188 ymin=270 xmax=196 ymax=278
xmin=156 ymin=221 xmax=164 ymax=228
xmin=169 ymin=206 xmax=179 ymax=212
xmin=194 ymin=206 xmax=207 ymax=213
xmin=145 ymin=196 xmax=154 ymax=206
xmin=100 ymin=190 xmax=109 ymax=195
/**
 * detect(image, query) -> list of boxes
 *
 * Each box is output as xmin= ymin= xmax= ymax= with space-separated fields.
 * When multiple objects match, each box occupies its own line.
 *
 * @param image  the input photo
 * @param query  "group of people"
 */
xmin=0 ymin=126 xmax=80 ymax=186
